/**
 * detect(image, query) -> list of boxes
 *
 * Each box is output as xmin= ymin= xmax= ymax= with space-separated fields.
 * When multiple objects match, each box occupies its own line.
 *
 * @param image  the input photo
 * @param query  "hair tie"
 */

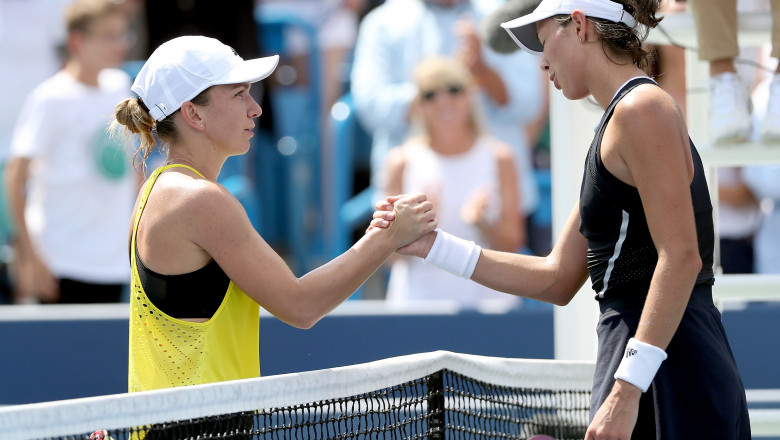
xmin=137 ymin=97 xmax=150 ymax=114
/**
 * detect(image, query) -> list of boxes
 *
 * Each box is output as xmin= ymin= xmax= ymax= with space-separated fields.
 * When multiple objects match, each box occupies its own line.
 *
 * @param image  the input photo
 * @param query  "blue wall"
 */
xmin=0 ymin=304 xmax=777 ymax=405
xmin=0 ymin=307 xmax=553 ymax=405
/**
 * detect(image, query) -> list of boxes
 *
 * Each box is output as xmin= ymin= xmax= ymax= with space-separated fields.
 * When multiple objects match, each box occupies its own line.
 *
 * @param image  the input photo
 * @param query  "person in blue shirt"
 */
xmin=351 ymin=0 xmax=544 ymax=243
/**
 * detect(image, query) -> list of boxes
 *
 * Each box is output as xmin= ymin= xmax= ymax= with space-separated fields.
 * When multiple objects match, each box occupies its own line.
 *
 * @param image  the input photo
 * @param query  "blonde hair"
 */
xmin=65 ymin=0 xmax=123 ymax=35
xmin=111 ymin=90 xmax=211 ymax=174
xmin=411 ymin=57 xmax=483 ymax=139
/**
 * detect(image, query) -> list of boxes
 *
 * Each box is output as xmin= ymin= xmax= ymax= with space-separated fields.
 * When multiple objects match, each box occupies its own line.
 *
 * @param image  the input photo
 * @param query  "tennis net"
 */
xmin=0 ymin=350 xmax=595 ymax=440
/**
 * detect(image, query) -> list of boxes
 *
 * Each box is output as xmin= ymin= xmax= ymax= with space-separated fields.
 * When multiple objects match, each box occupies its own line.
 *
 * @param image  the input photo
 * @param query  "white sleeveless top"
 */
xmin=386 ymin=135 xmax=520 ymax=309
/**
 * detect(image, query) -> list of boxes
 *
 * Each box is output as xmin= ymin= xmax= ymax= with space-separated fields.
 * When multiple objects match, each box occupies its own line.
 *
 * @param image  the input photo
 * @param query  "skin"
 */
xmin=4 ymin=11 xmax=130 ymax=302
xmin=454 ymin=20 xmax=509 ymax=105
xmin=130 ymin=81 xmax=437 ymax=327
xmin=384 ymin=82 xmax=521 ymax=251
xmin=373 ymin=11 xmax=703 ymax=440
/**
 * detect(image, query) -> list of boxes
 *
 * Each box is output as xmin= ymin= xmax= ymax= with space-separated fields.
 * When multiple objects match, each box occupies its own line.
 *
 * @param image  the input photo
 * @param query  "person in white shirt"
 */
xmin=381 ymin=57 xmax=521 ymax=309
xmin=351 ymin=0 xmax=543 ymax=224
xmin=4 ymin=0 xmax=136 ymax=303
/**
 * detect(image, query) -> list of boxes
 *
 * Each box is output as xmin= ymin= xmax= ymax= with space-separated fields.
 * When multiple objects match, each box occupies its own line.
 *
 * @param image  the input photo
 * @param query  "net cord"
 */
xmin=0 ymin=350 xmax=595 ymax=440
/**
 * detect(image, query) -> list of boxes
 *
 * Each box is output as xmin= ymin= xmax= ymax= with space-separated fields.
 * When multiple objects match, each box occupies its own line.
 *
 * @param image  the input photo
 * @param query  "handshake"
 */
xmin=367 ymin=194 xmax=437 ymax=258
xmin=368 ymin=194 xmax=481 ymax=279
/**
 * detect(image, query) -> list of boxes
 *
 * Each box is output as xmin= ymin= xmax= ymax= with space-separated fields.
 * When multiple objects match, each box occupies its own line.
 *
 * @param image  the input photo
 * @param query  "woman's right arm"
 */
xmin=471 ymin=204 xmax=589 ymax=305
xmin=190 ymin=184 xmax=435 ymax=329
xmin=383 ymin=202 xmax=589 ymax=306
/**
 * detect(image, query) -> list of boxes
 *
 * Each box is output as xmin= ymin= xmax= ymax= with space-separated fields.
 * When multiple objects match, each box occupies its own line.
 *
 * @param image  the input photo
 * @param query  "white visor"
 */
xmin=500 ymin=0 xmax=637 ymax=54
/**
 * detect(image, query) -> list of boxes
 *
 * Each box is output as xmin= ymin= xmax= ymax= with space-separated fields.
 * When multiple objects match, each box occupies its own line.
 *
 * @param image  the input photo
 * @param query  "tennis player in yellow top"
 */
xmin=113 ymin=36 xmax=436 ymax=393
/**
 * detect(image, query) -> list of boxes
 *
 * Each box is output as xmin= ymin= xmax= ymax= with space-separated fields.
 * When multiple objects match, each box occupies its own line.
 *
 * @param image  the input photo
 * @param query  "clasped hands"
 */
xmin=368 ymin=194 xmax=438 ymax=257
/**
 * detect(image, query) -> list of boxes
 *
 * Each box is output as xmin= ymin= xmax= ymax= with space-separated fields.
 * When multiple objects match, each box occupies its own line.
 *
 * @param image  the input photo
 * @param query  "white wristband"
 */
xmin=424 ymin=229 xmax=482 ymax=278
xmin=614 ymin=338 xmax=667 ymax=393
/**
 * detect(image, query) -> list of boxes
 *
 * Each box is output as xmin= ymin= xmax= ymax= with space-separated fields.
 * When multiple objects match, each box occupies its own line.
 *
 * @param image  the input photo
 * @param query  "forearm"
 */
xmin=634 ymin=254 xmax=699 ymax=349
xmin=480 ymin=51 xmax=543 ymax=122
xmin=296 ymin=232 xmax=396 ymax=326
xmin=470 ymin=250 xmax=572 ymax=304
xmin=471 ymin=204 xmax=586 ymax=304
xmin=609 ymin=254 xmax=698 ymax=400
xmin=472 ymin=63 xmax=508 ymax=106
xmin=4 ymin=161 xmax=34 ymax=257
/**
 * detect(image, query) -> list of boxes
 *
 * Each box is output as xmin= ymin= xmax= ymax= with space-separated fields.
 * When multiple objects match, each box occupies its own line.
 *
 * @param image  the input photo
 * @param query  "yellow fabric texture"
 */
xmin=128 ymin=164 xmax=260 ymax=393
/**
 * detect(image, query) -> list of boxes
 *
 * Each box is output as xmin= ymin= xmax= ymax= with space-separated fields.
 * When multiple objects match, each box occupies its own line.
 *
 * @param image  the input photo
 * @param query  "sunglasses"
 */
xmin=421 ymin=85 xmax=464 ymax=102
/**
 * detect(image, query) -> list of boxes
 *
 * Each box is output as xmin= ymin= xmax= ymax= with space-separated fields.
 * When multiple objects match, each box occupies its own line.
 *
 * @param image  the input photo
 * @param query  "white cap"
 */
xmin=132 ymin=36 xmax=280 ymax=121
xmin=500 ymin=0 xmax=637 ymax=54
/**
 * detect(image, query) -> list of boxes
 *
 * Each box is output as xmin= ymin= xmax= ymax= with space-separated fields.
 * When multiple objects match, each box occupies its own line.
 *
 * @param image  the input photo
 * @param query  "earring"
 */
xmin=578 ymin=37 xmax=583 ymax=43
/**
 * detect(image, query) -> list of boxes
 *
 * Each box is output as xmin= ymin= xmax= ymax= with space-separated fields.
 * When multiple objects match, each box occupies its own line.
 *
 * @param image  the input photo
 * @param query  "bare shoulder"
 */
xmin=384 ymin=143 xmax=408 ymax=170
xmin=612 ymin=84 xmax=685 ymax=133
xmin=151 ymin=172 xmax=246 ymax=229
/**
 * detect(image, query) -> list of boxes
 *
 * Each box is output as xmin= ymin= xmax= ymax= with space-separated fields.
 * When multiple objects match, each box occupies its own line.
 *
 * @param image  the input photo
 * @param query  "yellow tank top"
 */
xmin=128 ymin=164 xmax=260 ymax=393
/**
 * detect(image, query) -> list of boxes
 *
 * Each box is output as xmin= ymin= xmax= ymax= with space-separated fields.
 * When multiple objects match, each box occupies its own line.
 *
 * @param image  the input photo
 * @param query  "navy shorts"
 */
xmin=591 ymin=285 xmax=751 ymax=439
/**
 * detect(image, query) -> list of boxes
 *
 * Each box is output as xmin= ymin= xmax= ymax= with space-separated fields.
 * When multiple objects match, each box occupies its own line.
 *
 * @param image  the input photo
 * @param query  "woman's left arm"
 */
xmin=620 ymin=89 xmax=701 ymax=353
xmin=587 ymin=87 xmax=702 ymax=439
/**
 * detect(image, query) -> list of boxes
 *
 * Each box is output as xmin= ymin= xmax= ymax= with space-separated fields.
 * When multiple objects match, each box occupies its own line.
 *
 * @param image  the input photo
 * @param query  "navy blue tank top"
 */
xmin=579 ymin=77 xmax=715 ymax=300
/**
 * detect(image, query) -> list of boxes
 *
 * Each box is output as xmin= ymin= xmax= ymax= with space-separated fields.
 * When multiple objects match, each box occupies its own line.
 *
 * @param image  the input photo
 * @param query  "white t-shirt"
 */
xmin=385 ymin=135 xmax=521 ymax=309
xmin=9 ymin=69 xmax=136 ymax=283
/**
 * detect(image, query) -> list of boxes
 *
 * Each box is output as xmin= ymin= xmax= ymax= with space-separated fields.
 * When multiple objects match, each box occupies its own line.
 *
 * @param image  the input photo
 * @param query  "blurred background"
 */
xmin=0 ymin=1 xmax=778 ymax=423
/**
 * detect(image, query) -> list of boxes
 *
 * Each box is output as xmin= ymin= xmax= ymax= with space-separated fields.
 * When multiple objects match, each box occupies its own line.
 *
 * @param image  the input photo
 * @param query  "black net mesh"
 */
xmin=39 ymin=369 xmax=590 ymax=440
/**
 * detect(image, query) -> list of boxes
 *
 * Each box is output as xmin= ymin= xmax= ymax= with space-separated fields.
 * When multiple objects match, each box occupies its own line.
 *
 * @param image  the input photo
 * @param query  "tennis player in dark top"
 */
xmin=371 ymin=0 xmax=751 ymax=438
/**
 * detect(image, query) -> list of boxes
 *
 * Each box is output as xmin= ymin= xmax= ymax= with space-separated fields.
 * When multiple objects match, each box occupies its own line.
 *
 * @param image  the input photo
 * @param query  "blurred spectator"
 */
xmin=258 ymin=0 xmax=367 ymax=117
xmin=647 ymin=0 xmax=688 ymax=116
xmin=743 ymin=166 xmax=780 ymax=273
xmin=718 ymin=167 xmax=762 ymax=273
xmin=382 ymin=57 xmax=521 ymax=309
xmin=0 ymin=1 xmax=73 ymax=303
xmin=119 ymin=0 xmax=147 ymax=61
xmin=688 ymin=0 xmax=780 ymax=145
xmin=351 ymin=0 xmax=542 ymax=236
xmin=3 ymin=0 xmax=136 ymax=303
xmin=0 ymin=0 xmax=71 ymax=161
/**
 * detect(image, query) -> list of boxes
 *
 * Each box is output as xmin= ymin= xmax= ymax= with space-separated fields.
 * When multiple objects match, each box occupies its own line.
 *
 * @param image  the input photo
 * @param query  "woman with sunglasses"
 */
xmin=381 ymin=56 xmax=521 ymax=309
xmin=372 ymin=0 xmax=751 ymax=438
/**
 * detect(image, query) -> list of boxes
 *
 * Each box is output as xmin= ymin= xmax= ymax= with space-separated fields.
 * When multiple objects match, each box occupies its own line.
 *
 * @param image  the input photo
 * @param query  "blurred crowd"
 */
xmin=0 ymin=0 xmax=777 ymax=308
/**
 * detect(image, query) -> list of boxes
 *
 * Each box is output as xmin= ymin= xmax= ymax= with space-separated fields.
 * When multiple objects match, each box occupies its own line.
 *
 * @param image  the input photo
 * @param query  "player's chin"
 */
xmin=562 ymin=87 xmax=589 ymax=101
xmin=235 ymin=141 xmax=252 ymax=155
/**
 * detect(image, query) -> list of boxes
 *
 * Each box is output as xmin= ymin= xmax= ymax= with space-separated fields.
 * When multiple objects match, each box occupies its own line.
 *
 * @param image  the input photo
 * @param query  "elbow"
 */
xmin=548 ymin=290 xmax=575 ymax=307
xmin=661 ymin=246 xmax=702 ymax=279
xmin=293 ymin=319 xmax=318 ymax=330
xmin=287 ymin=309 xmax=322 ymax=330
xmin=678 ymin=245 xmax=702 ymax=275
xmin=272 ymin=289 xmax=324 ymax=330
xmin=687 ymin=252 xmax=703 ymax=277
